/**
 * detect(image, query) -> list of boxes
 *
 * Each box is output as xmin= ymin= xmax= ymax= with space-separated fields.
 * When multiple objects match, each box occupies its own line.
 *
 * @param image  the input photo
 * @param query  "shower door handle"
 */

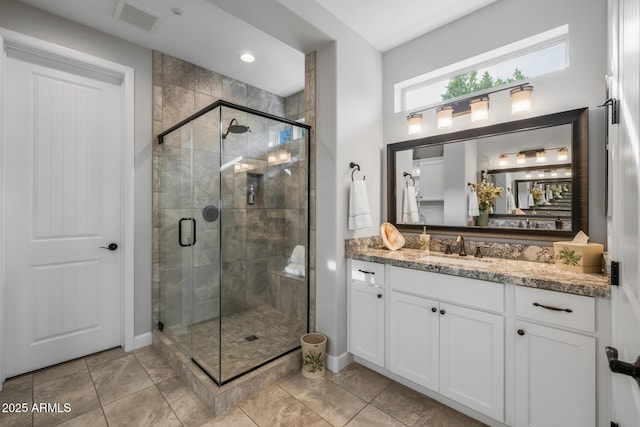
xmin=179 ymin=218 xmax=197 ymax=247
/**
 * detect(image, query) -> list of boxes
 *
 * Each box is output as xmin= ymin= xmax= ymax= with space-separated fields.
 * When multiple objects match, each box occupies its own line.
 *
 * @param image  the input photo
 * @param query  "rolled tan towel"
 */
xmin=380 ymin=222 xmax=405 ymax=251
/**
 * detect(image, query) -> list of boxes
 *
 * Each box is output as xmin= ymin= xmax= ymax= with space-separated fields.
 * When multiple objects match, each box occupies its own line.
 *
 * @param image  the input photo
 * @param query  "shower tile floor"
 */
xmin=168 ymin=304 xmax=306 ymax=383
xmin=0 ymin=346 xmax=487 ymax=426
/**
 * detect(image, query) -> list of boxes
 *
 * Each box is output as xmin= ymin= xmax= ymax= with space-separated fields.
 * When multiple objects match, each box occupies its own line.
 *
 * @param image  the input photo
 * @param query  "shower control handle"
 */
xmin=179 ymin=218 xmax=197 ymax=247
xmin=99 ymin=243 xmax=118 ymax=251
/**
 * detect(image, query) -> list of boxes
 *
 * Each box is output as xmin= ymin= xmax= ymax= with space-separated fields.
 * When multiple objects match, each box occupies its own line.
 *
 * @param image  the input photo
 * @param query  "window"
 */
xmin=395 ymin=25 xmax=569 ymax=113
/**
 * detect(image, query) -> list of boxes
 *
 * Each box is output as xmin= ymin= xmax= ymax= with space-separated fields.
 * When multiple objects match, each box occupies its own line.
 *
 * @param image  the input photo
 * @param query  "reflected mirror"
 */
xmin=387 ymin=108 xmax=588 ymax=240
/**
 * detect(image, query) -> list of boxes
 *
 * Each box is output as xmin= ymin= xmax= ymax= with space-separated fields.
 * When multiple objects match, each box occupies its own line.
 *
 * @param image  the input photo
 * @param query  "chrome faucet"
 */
xmin=456 ymin=235 xmax=467 ymax=257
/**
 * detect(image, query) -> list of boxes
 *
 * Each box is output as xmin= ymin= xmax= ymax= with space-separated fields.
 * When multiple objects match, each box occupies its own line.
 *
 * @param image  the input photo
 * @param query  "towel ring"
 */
xmin=403 ymin=172 xmax=415 ymax=186
xmin=350 ymin=162 xmax=365 ymax=181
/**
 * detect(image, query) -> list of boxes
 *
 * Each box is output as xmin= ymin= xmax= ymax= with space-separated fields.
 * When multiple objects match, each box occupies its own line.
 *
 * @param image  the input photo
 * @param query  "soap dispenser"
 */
xmin=420 ymin=226 xmax=430 ymax=252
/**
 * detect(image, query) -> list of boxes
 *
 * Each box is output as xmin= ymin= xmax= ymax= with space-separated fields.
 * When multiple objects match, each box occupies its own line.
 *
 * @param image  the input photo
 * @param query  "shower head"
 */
xmin=222 ymin=118 xmax=251 ymax=139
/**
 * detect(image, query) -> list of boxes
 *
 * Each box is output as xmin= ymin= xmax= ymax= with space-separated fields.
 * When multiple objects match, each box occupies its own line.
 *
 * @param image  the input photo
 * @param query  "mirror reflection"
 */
xmin=395 ymin=123 xmax=575 ymax=231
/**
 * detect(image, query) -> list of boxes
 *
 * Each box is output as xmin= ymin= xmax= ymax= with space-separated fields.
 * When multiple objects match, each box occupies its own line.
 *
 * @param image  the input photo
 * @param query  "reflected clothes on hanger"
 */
xmin=507 ymin=188 xmax=517 ymax=213
xmin=402 ymin=183 xmax=420 ymax=223
xmin=468 ymin=186 xmax=479 ymax=217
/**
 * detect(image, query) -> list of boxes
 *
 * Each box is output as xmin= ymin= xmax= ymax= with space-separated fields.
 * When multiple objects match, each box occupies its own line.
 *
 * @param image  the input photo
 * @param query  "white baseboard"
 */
xmin=133 ymin=332 xmax=152 ymax=350
xmin=326 ymin=351 xmax=353 ymax=373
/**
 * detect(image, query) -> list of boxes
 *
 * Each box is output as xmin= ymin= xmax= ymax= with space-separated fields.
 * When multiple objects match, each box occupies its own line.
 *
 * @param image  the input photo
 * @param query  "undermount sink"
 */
xmin=422 ymin=254 xmax=495 ymax=269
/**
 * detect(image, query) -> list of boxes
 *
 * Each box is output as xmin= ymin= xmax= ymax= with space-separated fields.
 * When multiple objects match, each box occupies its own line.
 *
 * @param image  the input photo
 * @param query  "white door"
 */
xmin=4 ymin=50 xmax=123 ymax=377
xmin=348 ymin=281 xmax=385 ymax=366
xmin=389 ymin=291 xmax=439 ymax=391
xmin=609 ymin=0 xmax=640 ymax=425
xmin=439 ymin=303 xmax=504 ymax=422
xmin=514 ymin=321 xmax=595 ymax=427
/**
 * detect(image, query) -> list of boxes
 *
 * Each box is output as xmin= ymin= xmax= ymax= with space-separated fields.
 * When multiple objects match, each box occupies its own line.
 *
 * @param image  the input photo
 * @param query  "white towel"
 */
xmin=289 ymin=245 xmax=305 ymax=265
xmin=468 ymin=189 xmax=479 ymax=217
xmin=348 ymin=180 xmax=372 ymax=230
xmin=285 ymin=263 xmax=305 ymax=277
xmin=402 ymin=184 xmax=420 ymax=223
xmin=507 ymin=190 xmax=516 ymax=213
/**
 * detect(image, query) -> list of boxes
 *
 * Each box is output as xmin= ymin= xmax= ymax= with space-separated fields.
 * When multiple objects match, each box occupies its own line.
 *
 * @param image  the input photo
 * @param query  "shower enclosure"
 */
xmin=157 ymin=100 xmax=310 ymax=385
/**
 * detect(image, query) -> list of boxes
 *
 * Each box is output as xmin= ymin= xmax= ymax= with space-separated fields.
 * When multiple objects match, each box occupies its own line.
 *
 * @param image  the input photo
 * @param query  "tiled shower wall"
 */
xmin=152 ymin=52 xmax=316 ymax=332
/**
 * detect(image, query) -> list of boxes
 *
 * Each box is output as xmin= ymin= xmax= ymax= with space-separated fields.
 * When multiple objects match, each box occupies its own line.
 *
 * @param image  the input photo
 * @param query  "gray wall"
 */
xmin=0 ymin=0 xmax=153 ymax=337
xmin=383 ymin=0 xmax=608 ymax=245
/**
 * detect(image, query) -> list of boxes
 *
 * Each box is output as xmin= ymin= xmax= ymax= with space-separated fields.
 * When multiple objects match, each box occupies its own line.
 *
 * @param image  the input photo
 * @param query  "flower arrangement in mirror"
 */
xmin=531 ymin=187 xmax=545 ymax=208
xmin=472 ymin=178 xmax=503 ymax=226
xmin=473 ymin=179 xmax=504 ymax=212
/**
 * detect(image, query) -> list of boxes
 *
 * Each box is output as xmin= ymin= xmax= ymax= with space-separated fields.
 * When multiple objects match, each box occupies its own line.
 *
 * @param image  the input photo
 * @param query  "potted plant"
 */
xmin=473 ymin=178 xmax=503 ymax=226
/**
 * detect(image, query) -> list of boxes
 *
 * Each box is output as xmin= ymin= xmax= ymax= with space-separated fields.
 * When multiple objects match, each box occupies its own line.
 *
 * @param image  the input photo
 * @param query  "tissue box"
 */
xmin=553 ymin=242 xmax=604 ymax=273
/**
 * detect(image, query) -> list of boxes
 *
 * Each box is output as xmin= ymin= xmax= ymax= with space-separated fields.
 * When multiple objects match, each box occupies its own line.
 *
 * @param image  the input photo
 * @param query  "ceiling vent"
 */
xmin=114 ymin=0 xmax=163 ymax=32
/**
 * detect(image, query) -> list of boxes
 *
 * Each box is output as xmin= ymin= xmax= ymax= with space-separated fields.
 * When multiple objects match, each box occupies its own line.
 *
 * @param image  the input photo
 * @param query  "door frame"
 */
xmin=0 ymin=28 xmax=135 ymax=387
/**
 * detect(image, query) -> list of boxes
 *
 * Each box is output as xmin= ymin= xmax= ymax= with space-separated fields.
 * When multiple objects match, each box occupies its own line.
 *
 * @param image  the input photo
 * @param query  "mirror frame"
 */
xmin=386 ymin=108 xmax=589 ymax=241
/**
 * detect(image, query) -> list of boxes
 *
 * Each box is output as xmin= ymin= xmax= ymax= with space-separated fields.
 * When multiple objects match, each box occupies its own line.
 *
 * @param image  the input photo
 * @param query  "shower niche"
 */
xmin=158 ymin=100 xmax=310 ymax=385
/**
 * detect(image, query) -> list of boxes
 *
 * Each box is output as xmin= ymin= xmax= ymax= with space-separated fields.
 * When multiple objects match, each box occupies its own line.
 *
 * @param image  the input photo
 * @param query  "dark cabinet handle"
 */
xmin=517 ymin=329 xmax=525 ymax=336
xmin=99 ymin=243 xmax=118 ymax=251
xmin=440 ymin=309 xmax=445 ymax=315
xmin=533 ymin=302 xmax=573 ymax=313
xmin=377 ymin=293 xmax=382 ymax=299
xmin=179 ymin=218 xmax=197 ymax=247
xmin=431 ymin=307 xmax=437 ymax=313
xmin=358 ymin=269 xmax=375 ymax=275
xmin=605 ymin=346 xmax=640 ymax=387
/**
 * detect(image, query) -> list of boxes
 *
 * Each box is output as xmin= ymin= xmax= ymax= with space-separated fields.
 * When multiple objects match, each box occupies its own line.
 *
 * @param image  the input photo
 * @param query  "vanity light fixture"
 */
xmin=516 ymin=153 xmax=526 ymax=164
xmin=551 ymin=170 xmax=558 ymax=177
xmin=557 ymin=147 xmax=569 ymax=161
xmin=470 ymin=96 xmax=489 ymax=122
xmin=405 ymin=81 xmax=532 ymax=134
xmin=510 ymin=85 xmax=534 ymax=114
xmin=565 ymin=168 xmax=572 ymax=176
xmin=267 ymin=148 xmax=291 ymax=165
xmin=538 ymin=171 xmax=545 ymax=177
xmin=499 ymin=154 xmax=509 ymax=166
xmin=407 ymin=112 xmax=423 ymax=135
xmin=536 ymin=150 xmax=547 ymax=163
xmin=436 ymin=106 xmax=453 ymax=129
xmin=234 ymin=162 xmax=255 ymax=173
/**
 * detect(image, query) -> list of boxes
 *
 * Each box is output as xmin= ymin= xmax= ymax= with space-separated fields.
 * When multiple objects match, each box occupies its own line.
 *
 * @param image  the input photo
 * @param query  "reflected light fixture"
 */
xmin=510 ymin=85 xmax=534 ymax=114
xmin=436 ymin=106 xmax=453 ymax=129
xmin=557 ymin=147 xmax=569 ymax=161
xmin=565 ymin=168 xmax=572 ymax=176
xmin=499 ymin=154 xmax=508 ymax=166
xmin=516 ymin=153 xmax=526 ymax=164
xmin=407 ymin=112 xmax=423 ymax=135
xmin=470 ymin=96 xmax=489 ymax=122
xmin=551 ymin=170 xmax=558 ymax=177
xmin=536 ymin=150 xmax=547 ymax=162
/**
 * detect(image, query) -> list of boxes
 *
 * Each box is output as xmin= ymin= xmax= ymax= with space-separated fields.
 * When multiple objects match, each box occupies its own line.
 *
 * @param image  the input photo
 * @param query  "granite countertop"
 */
xmin=349 ymin=246 xmax=610 ymax=298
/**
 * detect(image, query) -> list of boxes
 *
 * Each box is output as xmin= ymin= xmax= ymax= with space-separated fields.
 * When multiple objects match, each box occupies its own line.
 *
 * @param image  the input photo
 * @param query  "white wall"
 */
xmin=383 ymin=0 xmax=608 ymax=244
xmin=0 ymin=0 xmax=153 ymax=336
xmin=316 ymin=36 xmax=383 ymax=363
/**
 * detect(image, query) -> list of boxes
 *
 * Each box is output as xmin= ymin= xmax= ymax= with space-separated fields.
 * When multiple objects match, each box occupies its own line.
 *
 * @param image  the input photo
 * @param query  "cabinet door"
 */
xmin=389 ymin=291 xmax=439 ymax=391
xmin=348 ymin=281 xmax=385 ymax=366
xmin=514 ymin=321 xmax=595 ymax=427
xmin=439 ymin=303 xmax=504 ymax=422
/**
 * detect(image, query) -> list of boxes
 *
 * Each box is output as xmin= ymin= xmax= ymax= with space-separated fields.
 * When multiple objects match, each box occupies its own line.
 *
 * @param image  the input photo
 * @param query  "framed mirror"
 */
xmin=386 ymin=108 xmax=588 ymax=240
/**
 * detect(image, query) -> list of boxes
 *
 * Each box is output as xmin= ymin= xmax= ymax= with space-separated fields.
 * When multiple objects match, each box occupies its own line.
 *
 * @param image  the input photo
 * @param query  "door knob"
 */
xmin=99 ymin=243 xmax=118 ymax=251
xmin=605 ymin=346 xmax=640 ymax=387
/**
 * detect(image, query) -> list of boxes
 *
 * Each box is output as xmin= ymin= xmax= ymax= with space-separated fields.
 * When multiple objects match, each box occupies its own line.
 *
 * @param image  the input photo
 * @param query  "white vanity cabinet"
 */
xmin=348 ymin=260 xmax=385 ymax=367
xmin=389 ymin=267 xmax=505 ymax=422
xmin=513 ymin=286 xmax=596 ymax=427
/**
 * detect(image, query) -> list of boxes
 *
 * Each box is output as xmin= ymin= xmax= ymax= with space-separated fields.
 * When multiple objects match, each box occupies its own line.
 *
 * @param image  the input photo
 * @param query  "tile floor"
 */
xmin=0 ymin=346 xmax=486 ymax=427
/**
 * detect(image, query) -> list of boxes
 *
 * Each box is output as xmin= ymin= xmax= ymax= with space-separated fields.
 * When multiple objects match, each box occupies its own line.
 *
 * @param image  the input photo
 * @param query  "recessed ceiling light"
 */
xmin=240 ymin=53 xmax=255 ymax=63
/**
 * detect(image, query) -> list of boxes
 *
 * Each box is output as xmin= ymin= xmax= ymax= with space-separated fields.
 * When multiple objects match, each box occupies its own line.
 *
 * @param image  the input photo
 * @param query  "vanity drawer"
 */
xmin=390 ymin=267 xmax=504 ymax=313
xmin=351 ymin=260 xmax=385 ymax=285
xmin=515 ymin=286 xmax=595 ymax=333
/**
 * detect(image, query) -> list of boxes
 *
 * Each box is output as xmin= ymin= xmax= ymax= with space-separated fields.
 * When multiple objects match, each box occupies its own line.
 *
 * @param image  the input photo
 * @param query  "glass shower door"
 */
xmin=158 ymin=121 xmax=196 ymax=357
